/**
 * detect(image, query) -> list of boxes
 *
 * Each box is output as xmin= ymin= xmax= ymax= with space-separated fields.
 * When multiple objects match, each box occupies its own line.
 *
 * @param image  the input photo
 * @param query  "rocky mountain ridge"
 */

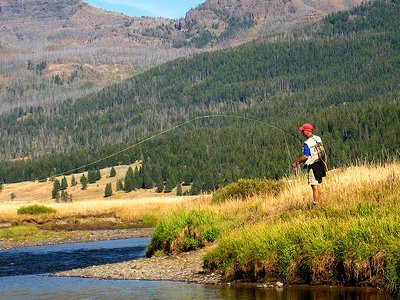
xmin=0 ymin=0 xmax=362 ymax=111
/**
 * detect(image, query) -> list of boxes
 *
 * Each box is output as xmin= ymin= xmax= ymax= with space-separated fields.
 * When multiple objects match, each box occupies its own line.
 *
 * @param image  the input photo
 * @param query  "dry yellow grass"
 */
xmin=0 ymin=163 xmax=200 ymax=224
xmin=0 ymin=164 xmax=187 ymax=203
xmin=1 ymin=162 xmax=398 ymax=226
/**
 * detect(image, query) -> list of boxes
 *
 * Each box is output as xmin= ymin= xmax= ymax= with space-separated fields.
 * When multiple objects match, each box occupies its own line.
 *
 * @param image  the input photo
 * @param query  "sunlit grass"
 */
xmin=147 ymin=162 xmax=400 ymax=296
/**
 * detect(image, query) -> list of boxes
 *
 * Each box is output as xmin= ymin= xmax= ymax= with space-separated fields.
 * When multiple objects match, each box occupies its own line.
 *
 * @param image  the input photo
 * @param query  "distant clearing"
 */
xmin=0 ymin=164 xmax=188 ymax=203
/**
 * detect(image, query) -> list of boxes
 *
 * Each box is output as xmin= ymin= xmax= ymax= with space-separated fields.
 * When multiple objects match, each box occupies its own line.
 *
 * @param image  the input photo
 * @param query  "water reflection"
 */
xmin=0 ymin=238 xmax=392 ymax=300
xmin=0 ymin=276 xmax=391 ymax=300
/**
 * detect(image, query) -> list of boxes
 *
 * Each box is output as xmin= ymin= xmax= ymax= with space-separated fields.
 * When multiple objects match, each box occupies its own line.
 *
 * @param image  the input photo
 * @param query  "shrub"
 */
xmin=212 ymin=178 xmax=284 ymax=203
xmin=146 ymin=209 xmax=220 ymax=257
xmin=17 ymin=205 xmax=56 ymax=215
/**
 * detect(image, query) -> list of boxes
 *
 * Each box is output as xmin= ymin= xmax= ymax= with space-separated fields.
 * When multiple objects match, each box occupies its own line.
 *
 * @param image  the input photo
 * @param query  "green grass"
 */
xmin=146 ymin=209 xmax=220 ymax=257
xmin=0 ymin=225 xmax=76 ymax=241
xmin=17 ymin=205 xmax=56 ymax=215
xmin=147 ymin=163 xmax=400 ymax=297
xmin=204 ymin=180 xmax=400 ymax=295
xmin=212 ymin=178 xmax=284 ymax=204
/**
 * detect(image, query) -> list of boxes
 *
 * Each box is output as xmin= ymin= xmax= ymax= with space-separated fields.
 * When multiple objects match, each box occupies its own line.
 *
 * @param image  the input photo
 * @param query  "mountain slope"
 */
xmin=178 ymin=0 xmax=363 ymax=46
xmin=0 ymin=0 xmax=363 ymax=111
xmin=0 ymin=0 xmax=194 ymax=111
xmin=0 ymin=1 xmax=398 ymax=192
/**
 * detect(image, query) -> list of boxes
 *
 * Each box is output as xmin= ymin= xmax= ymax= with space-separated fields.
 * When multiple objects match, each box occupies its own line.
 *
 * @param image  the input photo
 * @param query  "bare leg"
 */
xmin=311 ymin=185 xmax=319 ymax=203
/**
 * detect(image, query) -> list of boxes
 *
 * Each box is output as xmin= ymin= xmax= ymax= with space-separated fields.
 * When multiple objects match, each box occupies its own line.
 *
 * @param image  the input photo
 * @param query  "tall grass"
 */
xmin=147 ymin=162 xmax=400 ymax=296
xmin=146 ymin=209 xmax=220 ymax=256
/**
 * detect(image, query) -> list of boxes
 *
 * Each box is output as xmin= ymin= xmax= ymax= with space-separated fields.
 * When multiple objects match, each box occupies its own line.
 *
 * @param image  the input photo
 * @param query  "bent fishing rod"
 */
xmin=45 ymin=114 xmax=303 ymax=180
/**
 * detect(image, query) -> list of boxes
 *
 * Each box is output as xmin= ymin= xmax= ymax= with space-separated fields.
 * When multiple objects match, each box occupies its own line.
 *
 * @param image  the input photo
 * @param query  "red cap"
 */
xmin=299 ymin=123 xmax=314 ymax=131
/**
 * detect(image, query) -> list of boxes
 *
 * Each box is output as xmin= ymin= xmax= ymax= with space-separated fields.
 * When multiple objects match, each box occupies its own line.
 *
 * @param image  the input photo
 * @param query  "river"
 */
xmin=0 ymin=238 xmax=392 ymax=299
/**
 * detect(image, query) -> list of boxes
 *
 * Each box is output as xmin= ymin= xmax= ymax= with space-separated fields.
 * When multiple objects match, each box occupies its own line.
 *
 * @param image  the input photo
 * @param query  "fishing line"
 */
xmin=47 ymin=114 xmax=303 ymax=180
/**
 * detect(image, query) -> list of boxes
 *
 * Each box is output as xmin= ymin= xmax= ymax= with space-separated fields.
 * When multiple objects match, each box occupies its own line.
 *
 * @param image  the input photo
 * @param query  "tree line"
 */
xmin=0 ymin=1 xmax=399 ymax=194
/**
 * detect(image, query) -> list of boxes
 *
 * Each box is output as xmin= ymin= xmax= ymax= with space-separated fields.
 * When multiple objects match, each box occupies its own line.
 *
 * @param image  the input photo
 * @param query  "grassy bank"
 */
xmin=0 ymin=225 xmax=80 ymax=242
xmin=148 ymin=163 xmax=400 ymax=296
xmin=0 ymin=196 xmax=197 ymax=226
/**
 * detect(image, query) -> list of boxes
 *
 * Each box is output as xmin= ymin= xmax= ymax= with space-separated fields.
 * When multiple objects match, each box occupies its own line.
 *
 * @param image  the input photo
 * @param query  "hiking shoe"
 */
xmin=313 ymin=201 xmax=319 ymax=207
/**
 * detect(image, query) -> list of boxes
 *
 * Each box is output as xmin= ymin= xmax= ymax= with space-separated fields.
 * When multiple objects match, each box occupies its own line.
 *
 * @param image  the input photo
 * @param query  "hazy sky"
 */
xmin=84 ymin=0 xmax=205 ymax=19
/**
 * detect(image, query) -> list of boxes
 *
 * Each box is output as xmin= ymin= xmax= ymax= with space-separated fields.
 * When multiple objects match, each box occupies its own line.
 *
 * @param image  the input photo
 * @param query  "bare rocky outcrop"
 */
xmin=179 ymin=0 xmax=363 ymax=46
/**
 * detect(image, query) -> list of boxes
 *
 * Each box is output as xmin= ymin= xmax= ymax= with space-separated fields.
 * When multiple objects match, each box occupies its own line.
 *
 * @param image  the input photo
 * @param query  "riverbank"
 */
xmin=140 ymin=163 xmax=400 ymax=297
xmin=0 ymin=228 xmax=152 ymax=250
xmin=55 ymin=246 xmax=223 ymax=284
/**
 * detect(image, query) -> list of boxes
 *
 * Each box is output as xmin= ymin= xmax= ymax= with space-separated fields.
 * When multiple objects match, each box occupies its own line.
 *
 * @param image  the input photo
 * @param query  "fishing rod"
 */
xmin=46 ymin=114 xmax=303 ymax=180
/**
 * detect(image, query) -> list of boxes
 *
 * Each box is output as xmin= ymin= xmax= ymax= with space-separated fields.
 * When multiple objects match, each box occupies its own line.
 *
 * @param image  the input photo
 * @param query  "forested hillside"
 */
xmin=0 ymin=1 xmax=399 ymax=194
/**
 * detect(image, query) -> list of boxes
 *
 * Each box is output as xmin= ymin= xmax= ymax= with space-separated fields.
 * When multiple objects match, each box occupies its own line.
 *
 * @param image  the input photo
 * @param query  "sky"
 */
xmin=84 ymin=0 xmax=205 ymax=19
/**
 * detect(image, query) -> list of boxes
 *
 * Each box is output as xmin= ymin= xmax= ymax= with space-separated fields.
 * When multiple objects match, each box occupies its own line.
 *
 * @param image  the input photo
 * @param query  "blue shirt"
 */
xmin=303 ymin=144 xmax=311 ymax=157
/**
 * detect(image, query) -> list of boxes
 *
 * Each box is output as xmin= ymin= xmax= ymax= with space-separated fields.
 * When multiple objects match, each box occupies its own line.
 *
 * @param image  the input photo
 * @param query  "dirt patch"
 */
xmin=54 ymin=247 xmax=223 ymax=284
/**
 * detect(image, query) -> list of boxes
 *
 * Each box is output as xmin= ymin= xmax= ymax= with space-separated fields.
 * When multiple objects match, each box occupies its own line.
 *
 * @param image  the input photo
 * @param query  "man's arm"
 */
xmin=291 ymin=155 xmax=308 ymax=168
xmin=292 ymin=144 xmax=310 ymax=168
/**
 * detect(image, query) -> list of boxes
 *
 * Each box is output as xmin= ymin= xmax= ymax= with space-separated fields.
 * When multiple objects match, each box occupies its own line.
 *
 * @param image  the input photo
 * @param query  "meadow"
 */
xmin=147 ymin=162 xmax=400 ymax=296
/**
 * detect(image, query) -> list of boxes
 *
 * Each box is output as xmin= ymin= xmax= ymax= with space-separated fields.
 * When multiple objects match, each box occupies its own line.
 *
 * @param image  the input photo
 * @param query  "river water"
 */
xmin=0 ymin=238 xmax=392 ymax=300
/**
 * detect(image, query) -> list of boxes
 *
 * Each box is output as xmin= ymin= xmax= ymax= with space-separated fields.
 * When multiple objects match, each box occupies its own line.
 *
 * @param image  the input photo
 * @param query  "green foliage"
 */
xmin=60 ymin=176 xmax=68 ymax=190
xmin=87 ymin=169 xmax=98 ymax=184
xmin=191 ymin=30 xmax=214 ymax=48
xmin=203 ymin=180 xmax=400 ymax=296
xmin=52 ymin=179 xmax=60 ymax=199
xmin=146 ymin=209 xmax=220 ymax=257
xmin=141 ymin=214 xmax=158 ymax=227
xmin=109 ymin=167 xmax=116 ymax=177
xmin=17 ymin=205 xmax=56 ymax=215
xmin=164 ymin=174 xmax=176 ymax=193
xmin=124 ymin=166 xmax=135 ymax=192
xmin=0 ymin=226 xmax=40 ymax=239
xmin=212 ymin=178 xmax=284 ymax=203
xmin=71 ymin=175 xmax=77 ymax=187
xmin=104 ymin=182 xmax=112 ymax=198
xmin=96 ymin=168 xmax=101 ymax=181
xmin=80 ymin=174 xmax=88 ymax=190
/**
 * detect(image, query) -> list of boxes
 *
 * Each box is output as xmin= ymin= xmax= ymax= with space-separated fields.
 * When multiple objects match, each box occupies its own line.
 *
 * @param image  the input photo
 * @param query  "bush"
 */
xmin=146 ymin=209 xmax=220 ymax=257
xmin=17 ymin=205 xmax=56 ymax=215
xmin=212 ymin=178 xmax=284 ymax=204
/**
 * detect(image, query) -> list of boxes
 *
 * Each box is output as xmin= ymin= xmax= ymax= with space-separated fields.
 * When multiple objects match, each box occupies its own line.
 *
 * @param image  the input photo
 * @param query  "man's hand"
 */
xmin=291 ymin=161 xmax=298 ymax=168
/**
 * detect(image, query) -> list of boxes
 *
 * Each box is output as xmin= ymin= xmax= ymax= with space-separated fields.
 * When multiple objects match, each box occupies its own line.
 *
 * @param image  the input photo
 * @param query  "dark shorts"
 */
xmin=308 ymin=168 xmax=322 ymax=185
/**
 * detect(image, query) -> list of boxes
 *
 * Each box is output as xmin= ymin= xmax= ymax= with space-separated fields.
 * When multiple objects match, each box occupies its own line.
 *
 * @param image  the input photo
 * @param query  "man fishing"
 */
xmin=292 ymin=123 xmax=327 ymax=206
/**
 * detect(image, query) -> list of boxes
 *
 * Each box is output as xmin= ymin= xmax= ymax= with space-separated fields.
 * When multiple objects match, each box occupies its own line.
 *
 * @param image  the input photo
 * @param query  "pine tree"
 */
xmin=155 ymin=176 xmax=164 ymax=193
xmin=110 ymin=167 xmax=116 ymax=177
xmin=116 ymin=179 xmax=123 ymax=191
xmin=164 ymin=174 xmax=176 ymax=193
xmin=141 ymin=165 xmax=153 ymax=189
xmin=80 ymin=174 xmax=88 ymax=190
xmin=96 ymin=168 xmax=101 ymax=181
xmin=104 ymin=183 xmax=112 ymax=197
xmin=124 ymin=166 xmax=135 ymax=192
xmin=52 ymin=179 xmax=61 ymax=199
xmin=60 ymin=176 xmax=68 ymax=190
xmin=88 ymin=170 xmax=96 ymax=184
xmin=71 ymin=175 xmax=77 ymax=187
